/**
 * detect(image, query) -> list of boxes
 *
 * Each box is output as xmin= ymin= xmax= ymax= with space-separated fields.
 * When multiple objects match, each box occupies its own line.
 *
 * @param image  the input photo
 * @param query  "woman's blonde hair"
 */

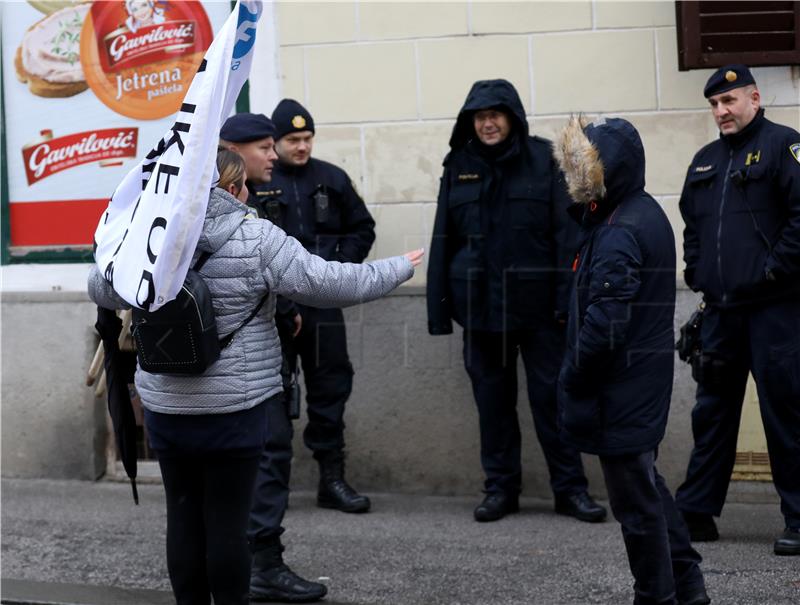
xmin=216 ymin=147 xmax=246 ymax=195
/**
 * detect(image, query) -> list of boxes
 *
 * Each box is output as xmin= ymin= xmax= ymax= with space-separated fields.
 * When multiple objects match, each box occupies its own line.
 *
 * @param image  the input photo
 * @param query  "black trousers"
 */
xmin=247 ymin=393 xmax=294 ymax=548
xmin=675 ymin=300 xmax=800 ymax=528
xmin=287 ymin=306 xmax=354 ymax=456
xmin=463 ymin=326 xmax=588 ymax=496
xmin=158 ymin=453 xmax=260 ymax=605
xmin=601 ymin=451 xmax=705 ymax=605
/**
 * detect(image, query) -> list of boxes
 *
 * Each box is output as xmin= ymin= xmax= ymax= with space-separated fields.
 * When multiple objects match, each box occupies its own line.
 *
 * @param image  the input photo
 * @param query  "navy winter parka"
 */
xmin=555 ymin=118 xmax=676 ymax=457
xmin=679 ymin=108 xmax=800 ymax=307
xmin=426 ymin=79 xmax=578 ymax=334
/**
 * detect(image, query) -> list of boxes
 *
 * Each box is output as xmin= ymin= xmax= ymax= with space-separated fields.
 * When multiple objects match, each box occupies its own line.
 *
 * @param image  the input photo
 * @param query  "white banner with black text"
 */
xmin=93 ymin=0 xmax=263 ymax=311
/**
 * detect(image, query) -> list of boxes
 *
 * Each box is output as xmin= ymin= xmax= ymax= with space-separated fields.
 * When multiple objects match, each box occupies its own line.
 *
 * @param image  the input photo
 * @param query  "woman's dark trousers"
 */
xmin=158 ymin=453 xmax=260 ymax=605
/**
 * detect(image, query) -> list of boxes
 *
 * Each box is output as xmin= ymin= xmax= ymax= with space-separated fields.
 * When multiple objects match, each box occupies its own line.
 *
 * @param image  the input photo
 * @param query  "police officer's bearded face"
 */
xmin=231 ymin=137 xmax=278 ymax=184
xmin=276 ymin=131 xmax=314 ymax=167
xmin=708 ymin=85 xmax=760 ymax=136
xmin=473 ymin=109 xmax=511 ymax=146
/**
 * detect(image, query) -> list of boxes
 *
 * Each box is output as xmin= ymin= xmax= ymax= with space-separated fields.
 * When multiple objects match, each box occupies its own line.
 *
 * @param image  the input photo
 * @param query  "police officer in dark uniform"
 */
xmin=675 ymin=65 xmax=800 ymax=556
xmin=427 ymin=79 xmax=606 ymax=523
xmin=250 ymin=99 xmax=376 ymax=515
xmin=220 ymin=113 xmax=328 ymax=603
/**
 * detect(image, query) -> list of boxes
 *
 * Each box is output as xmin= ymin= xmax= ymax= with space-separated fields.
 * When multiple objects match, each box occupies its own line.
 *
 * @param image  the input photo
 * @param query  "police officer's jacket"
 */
xmin=555 ymin=118 xmax=676 ymax=457
xmin=679 ymin=108 xmax=800 ymax=307
xmin=249 ymin=157 xmax=375 ymax=263
xmin=426 ymin=79 xmax=578 ymax=334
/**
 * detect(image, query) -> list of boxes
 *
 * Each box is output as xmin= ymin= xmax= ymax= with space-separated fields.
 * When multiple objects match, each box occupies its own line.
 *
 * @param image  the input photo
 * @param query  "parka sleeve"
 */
xmin=336 ymin=177 xmax=376 ymax=264
xmin=258 ymin=220 xmax=413 ymax=308
xmin=87 ymin=265 xmax=132 ymax=311
xmin=679 ymin=165 xmax=701 ymax=291
xmin=550 ymin=163 xmax=580 ymax=320
xmin=426 ymin=169 xmax=454 ymax=335
xmin=764 ymin=132 xmax=800 ymax=280
xmin=560 ymin=225 xmax=642 ymax=390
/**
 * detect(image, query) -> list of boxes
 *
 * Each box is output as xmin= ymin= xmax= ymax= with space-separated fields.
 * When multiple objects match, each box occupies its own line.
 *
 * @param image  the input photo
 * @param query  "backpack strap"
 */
xmin=219 ymin=295 xmax=269 ymax=349
xmin=193 ymin=250 xmax=268 ymax=349
xmin=193 ymin=251 xmax=213 ymax=271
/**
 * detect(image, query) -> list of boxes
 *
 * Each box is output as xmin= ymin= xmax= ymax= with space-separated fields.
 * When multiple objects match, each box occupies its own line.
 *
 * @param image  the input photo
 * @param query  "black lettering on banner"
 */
xmin=147 ymin=217 xmax=168 ymax=264
xmin=180 ymin=103 xmax=196 ymax=114
xmin=104 ymin=261 xmax=114 ymax=285
xmin=165 ymin=122 xmax=191 ymax=155
xmin=155 ymin=164 xmax=180 ymax=194
xmin=136 ymin=270 xmax=156 ymax=310
xmin=142 ymin=163 xmax=155 ymax=191
xmin=146 ymin=138 xmax=166 ymax=160
xmin=142 ymin=138 xmax=168 ymax=190
xmin=112 ymin=228 xmax=128 ymax=256
xmin=130 ymin=196 xmax=141 ymax=221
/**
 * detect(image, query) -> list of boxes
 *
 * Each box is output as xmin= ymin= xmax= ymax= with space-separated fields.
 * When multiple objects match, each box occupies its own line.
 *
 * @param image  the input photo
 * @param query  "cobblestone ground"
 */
xmin=2 ymin=478 xmax=799 ymax=604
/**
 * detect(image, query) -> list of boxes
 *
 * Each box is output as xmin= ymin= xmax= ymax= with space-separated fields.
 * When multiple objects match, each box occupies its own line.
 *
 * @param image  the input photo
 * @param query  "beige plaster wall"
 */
xmin=271 ymin=1 xmax=800 ymax=282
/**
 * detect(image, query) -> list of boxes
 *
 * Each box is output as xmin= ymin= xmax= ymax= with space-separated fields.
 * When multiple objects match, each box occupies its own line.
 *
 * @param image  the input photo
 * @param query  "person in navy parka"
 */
xmin=554 ymin=116 xmax=709 ymax=605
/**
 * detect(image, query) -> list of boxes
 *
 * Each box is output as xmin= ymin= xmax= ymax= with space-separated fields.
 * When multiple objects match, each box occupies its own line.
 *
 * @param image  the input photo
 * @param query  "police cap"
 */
xmin=220 ymin=113 xmax=276 ymax=142
xmin=272 ymin=99 xmax=315 ymax=141
xmin=703 ymin=64 xmax=756 ymax=98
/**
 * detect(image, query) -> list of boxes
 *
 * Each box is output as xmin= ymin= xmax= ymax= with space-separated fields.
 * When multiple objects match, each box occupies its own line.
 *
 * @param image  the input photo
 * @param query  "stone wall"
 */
xmin=247 ymin=0 xmax=799 ymax=289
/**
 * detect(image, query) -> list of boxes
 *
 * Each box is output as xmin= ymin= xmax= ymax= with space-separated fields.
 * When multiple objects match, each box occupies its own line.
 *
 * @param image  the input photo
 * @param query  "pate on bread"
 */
xmin=15 ymin=3 xmax=90 ymax=98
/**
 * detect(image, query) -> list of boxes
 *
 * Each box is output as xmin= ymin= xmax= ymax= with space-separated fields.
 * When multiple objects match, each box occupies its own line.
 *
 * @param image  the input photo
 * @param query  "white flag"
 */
xmin=94 ymin=0 xmax=263 ymax=311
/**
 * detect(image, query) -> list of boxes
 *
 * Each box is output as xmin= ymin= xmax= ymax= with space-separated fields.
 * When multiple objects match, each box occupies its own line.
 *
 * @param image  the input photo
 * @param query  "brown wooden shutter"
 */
xmin=676 ymin=1 xmax=800 ymax=70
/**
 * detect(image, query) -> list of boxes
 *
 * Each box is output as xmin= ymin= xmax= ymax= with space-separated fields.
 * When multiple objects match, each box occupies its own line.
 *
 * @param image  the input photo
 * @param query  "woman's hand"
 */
xmin=404 ymin=249 xmax=424 ymax=267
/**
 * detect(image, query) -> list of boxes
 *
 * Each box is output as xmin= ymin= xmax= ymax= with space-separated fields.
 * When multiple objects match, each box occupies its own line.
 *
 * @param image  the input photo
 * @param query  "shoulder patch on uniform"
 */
xmin=457 ymin=173 xmax=480 ymax=181
xmin=694 ymin=164 xmax=713 ymax=173
xmin=790 ymin=143 xmax=800 ymax=165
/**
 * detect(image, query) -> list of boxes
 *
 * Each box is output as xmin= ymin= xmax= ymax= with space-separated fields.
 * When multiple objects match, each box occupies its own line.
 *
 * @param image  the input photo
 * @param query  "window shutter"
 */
xmin=676 ymin=1 xmax=800 ymax=70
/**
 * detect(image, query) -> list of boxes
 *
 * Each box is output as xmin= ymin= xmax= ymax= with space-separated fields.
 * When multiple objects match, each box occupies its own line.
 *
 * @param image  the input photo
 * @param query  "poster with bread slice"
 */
xmin=1 ymin=1 xmax=233 ymax=251
xmin=15 ymin=2 xmax=91 ymax=98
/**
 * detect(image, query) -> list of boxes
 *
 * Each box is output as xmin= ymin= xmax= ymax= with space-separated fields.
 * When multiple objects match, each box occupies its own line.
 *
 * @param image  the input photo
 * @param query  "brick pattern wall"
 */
xmin=266 ymin=1 xmax=800 ymax=285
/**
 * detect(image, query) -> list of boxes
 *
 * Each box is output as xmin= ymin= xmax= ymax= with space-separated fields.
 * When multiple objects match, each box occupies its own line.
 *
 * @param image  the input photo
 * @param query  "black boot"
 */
xmin=679 ymin=587 xmax=711 ymax=605
xmin=554 ymin=491 xmax=607 ymax=523
xmin=774 ymin=527 xmax=800 ymax=556
xmin=682 ymin=512 xmax=719 ymax=542
xmin=250 ymin=540 xmax=328 ymax=603
xmin=317 ymin=451 xmax=371 ymax=513
xmin=474 ymin=492 xmax=519 ymax=522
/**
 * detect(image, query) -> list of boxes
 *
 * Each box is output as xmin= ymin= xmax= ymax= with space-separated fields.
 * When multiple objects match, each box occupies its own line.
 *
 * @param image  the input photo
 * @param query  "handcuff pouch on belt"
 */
xmin=287 ymin=367 xmax=301 ymax=419
xmin=676 ymin=302 xmax=730 ymax=388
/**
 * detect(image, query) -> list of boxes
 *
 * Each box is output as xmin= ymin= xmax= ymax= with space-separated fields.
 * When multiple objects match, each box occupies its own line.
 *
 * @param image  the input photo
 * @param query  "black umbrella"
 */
xmin=95 ymin=306 xmax=139 ymax=504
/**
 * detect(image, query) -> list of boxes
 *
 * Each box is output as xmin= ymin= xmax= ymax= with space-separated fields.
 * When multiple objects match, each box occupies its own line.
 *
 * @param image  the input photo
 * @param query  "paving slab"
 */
xmin=0 ymin=579 xmax=172 ymax=605
xmin=2 ymin=479 xmax=799 ymax=604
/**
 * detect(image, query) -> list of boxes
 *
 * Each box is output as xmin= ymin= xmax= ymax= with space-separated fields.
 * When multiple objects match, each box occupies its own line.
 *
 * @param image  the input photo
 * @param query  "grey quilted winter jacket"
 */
xmin=88 ymin=187 xmax=414 ymax=415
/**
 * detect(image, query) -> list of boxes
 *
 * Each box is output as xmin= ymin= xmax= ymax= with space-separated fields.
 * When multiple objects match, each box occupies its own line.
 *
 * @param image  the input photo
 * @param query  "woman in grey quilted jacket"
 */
xmin=88 ymin=151 xmax=422 ymax=605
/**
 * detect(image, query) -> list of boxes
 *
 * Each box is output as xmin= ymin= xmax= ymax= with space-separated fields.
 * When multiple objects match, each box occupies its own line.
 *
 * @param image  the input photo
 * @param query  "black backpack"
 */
xmin=131 ymin=253 xmax=266 ymax=375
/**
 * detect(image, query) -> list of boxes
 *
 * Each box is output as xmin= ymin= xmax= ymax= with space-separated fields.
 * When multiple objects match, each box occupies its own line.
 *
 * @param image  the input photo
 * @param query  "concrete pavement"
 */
xmin=2 ymin=478 xmax=799 ymax=604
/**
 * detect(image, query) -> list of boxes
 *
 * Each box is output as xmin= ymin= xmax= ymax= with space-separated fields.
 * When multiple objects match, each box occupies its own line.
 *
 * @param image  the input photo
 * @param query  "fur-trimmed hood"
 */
xmin=554 ymin=116 xmax=645 ymax=208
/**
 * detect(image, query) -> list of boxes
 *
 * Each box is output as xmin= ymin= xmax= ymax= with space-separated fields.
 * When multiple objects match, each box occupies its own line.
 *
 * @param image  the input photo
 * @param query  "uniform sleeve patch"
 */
xmin=790 ymin=143 xmax=800 ymax=165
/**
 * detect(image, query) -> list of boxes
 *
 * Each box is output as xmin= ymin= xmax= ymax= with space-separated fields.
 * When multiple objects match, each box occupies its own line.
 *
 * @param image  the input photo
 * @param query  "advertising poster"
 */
xmin=1 ymin=1 xmax=232 ymax=253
